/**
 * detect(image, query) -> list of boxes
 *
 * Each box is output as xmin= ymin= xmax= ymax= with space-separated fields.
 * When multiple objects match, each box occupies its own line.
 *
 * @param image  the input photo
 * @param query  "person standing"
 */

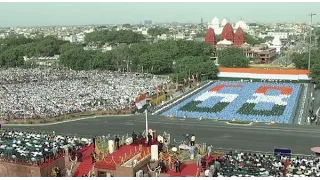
xmin=174 ymin=159 xmax=181 ymax=173
xmin=92 ymin=136 xmax=96 ymax=148
xmin=138 ymin=132 xmax=143 ymax=144
xmin=159 ymin=160 xmax=167 ymax=173
xmin=148 ymin=133 xmax=152 ymax=146
xmin=190 ymin=134 xmax=195 ymax=146
xmin=158 ymin=140 xmax=164 ymax=153
xmin=196 ymin=152 xmax=202 ymax=166
xmin=132 ymin=131 xmax=137 ymax=144
xmin=77 ymin=150 xmax=83 ymax=162
xmin=90 ymin=151 xmax=96 ymax=164
xmin=55 ymin=166 xmax=61 ymax=177
xmin=115 ymin=136 xmax=120 ymax=149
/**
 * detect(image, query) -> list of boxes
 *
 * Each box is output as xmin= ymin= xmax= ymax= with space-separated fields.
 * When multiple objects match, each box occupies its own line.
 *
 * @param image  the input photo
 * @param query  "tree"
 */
xmin=244 ymin=32 xmax=265 ymax=45
xmin=112 ymin=44 xmax=132 ymax=71
xmin=123 ymin=24 xmax=131 ymax=28
xmin=218 ymin=47 xmax=249 ymax=68
xmin=311 ymin=62 xmax=320 ymax=84
xmin=263 ymin=36 xmax=274 ymax=42
xmin=195 ymin=31 xmax=206 ymax=37
xmin=216 ymin=34 xmax=221 ymax=41
xmin=84 ymin=30 xmax=145 ymax=44
xmin=147 ymin=28 xmax=169 ymax=37
xmin=172 ymin=56 xmax=219 ymax=82
xmin=291 ymin=50 xmax=320 ymax=70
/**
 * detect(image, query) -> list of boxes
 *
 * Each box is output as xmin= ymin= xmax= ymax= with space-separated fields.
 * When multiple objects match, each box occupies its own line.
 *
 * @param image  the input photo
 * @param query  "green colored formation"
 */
xmin=237 ymin=103 xmax=286 ymax=116
xmin=179 ymin=101 xmax=229 ymax=113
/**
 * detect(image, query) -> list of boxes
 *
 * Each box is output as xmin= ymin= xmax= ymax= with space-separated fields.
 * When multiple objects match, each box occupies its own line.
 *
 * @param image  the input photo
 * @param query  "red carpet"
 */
xmin=164 ymin=154 xmax=224 ymax=177
xmin=73 ymin=145 xmax=95 ymax=177
xmin=95 ymin=144 xmax=150 ymax=170
xmin=165 ymin=163 xmax=198 ymax=177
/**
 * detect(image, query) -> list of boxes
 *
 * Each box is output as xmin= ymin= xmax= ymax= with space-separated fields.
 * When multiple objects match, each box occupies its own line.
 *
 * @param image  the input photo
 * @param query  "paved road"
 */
xmin=2 ymin=115 xmax=320 ymax=155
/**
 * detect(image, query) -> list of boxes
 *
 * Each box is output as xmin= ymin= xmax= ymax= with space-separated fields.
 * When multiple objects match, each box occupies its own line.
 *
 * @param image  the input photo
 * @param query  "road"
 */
xmin=2 ymin=115 xmax=320 ymax=155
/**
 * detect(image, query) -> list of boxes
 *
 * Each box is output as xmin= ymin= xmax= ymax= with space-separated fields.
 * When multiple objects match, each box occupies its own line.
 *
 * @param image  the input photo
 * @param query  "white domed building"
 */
xmin=234 ymin=20 xmax=250 ymax=32
xmin=217 ymin=39 xmax=234 ymax=45
xmin=208 ymin=17 xmax=251 ymax=35
xmin=269 ymin=36 xmax=282 ymax=54
xmin=208 ymin=17 xmax=223 ymax=35
xmin=221 ymin=18 xmax=228 ymax=27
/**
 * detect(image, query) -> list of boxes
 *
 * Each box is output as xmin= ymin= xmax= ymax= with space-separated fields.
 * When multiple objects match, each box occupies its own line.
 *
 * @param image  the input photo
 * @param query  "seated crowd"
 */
xmin=0 ymin=68 xmax=169 ymax=120
xmin=201 ymin=150 xmax=320 ymax=177
xmin=0 ymin=130 xmax=92 ymax=165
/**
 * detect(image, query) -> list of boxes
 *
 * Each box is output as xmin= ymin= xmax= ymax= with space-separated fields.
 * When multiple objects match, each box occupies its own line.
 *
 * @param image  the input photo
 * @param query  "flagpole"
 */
xmin=145 ymin=109 xmax=149 ymax=143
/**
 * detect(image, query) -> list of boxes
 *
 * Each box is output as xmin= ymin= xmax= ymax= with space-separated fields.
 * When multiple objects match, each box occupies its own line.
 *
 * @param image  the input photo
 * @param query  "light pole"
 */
xmin=308 ymin=13 xmax=316 ymax=74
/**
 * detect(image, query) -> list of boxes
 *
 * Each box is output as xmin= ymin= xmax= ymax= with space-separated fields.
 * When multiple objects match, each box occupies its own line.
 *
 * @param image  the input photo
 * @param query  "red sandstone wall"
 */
xmin=0 ymin=156 xmax=66 ymax=177
xmin=40 ymin=157 xmax=66 ymax=177
xmin=0 ymin=162 xmax=41 ymax=177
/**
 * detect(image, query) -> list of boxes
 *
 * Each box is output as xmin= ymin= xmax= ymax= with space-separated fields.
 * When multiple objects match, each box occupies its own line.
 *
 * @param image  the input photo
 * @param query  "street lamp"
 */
xmin=308 ymin=13 xmax=316 ymax=74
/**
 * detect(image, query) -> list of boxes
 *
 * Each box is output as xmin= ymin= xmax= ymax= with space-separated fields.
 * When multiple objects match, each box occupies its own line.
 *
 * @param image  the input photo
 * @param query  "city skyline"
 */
xmin=0 ymin=2 xmax=319 ymax=27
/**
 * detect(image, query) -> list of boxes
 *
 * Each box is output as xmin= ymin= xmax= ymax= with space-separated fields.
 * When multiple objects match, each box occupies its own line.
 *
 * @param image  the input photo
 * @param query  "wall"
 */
xmin=0 ymin=156 xmax=66 ymax=177
xmin=290 ymin=84 xmax=303 ymax=123
xmin=0 ymin=162 xmax=40 ymax=177
xmin=218 ymin=72 xmax=309 ymax=80
xmin=95 ymin=154 xmax=151 ymax=177
xmin=217 ymin=68 xmax=310 ymax=80
xmin=40 ymin=156 xmax=66 ymax=177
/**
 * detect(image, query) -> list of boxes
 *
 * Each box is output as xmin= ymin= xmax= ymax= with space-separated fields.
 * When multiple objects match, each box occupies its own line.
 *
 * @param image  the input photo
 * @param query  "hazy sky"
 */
xmin=0 ymin=2 xmax=319 ymax=27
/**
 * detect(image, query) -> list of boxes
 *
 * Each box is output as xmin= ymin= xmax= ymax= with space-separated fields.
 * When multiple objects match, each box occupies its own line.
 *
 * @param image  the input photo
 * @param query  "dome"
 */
xmin=241 ymin=42 xmax=251 ymax=49
xmin=217 ymin=39 xmax=234 ymax=45
xmin=204 ymin=28 xmax=217 ymax=45
xmin=221 ymin=18 xmax=228 ymax=27
xmin=221 ymin=23 xmax=234 ymax=42
xmin=211 ymin=17 xmax=220 ymax=26
xmin=234 ymin=27 xmax=245 ymax=46
xmin=272 ymin=36 xmax=282 ymax=46
xmin=235 ymin=20 xmax=249 ymax=31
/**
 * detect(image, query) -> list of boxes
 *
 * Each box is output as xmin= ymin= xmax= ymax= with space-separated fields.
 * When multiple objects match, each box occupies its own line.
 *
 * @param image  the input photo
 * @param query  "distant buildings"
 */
xmin=204 ymin=23 xmax=245 ymax=47
xmin=144 ymin=20 xmax=152 ymax=25
xmin=243 ymin=44 xmax=277 ymax=64
xmin=266 ymin=36 xmax=282 ymax=55
xmin=63 ymin=34 xmax=85 ymax=43
xmin=207 ymin=17 xmax=251 ymax=35
xmin=204 ymin=18 xmax=277 ymax=64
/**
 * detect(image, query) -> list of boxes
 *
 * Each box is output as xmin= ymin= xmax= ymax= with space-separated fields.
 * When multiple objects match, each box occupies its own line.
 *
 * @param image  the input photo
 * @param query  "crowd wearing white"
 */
xmin=0 ymin=68 xmax=169 ymax=120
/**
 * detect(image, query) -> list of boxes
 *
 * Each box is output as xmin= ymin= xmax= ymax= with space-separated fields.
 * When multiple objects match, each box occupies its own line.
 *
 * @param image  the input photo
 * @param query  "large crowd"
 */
xmin=0 ymin=130 xmax=92 ymax=165
xmin=201 ymin=151 xmax=320 ymax=177
xmin=0 ymin=68 xmax=169 ymax=120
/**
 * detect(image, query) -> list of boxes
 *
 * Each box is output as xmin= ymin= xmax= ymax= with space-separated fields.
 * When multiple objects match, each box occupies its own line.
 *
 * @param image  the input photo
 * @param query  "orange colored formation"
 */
xmin=218 ymin=67 xmax=309 ymax=75
xmin=204 ymin=28 xmax=217 ymax=45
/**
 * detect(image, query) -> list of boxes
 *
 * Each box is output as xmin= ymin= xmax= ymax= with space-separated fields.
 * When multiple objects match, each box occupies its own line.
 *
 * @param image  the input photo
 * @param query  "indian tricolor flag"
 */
xmin=135 ymin=93 xmax=147 ymax=110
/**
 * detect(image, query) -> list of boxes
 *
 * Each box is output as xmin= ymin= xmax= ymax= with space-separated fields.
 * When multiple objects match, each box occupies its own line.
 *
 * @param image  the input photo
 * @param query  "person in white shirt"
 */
xmin=190 ymin=134 xmax=195 ymax=146
xmin=204 ymin=169 xmax=210 ymax=177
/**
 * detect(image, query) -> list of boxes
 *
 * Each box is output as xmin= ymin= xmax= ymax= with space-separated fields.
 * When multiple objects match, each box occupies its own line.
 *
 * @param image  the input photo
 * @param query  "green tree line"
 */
xmin=0 ymin=35 xmax=68 ymax=67
xmin=84 ymin=30 xmax=145 ymax=45
xmin=59 ymin=39 xmax=219 ymax=82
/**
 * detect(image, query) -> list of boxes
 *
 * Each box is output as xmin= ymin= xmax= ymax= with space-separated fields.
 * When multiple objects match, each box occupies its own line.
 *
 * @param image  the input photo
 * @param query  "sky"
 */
xmin=0 ymin=2 xmax=319 ymax=27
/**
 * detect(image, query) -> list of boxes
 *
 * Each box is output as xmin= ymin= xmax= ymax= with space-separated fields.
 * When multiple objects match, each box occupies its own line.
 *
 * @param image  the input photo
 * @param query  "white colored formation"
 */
xmin=195 ymin=91 xmax=238 ymax=103
xmin=246 ymin=94 xmax=290 ymax=106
